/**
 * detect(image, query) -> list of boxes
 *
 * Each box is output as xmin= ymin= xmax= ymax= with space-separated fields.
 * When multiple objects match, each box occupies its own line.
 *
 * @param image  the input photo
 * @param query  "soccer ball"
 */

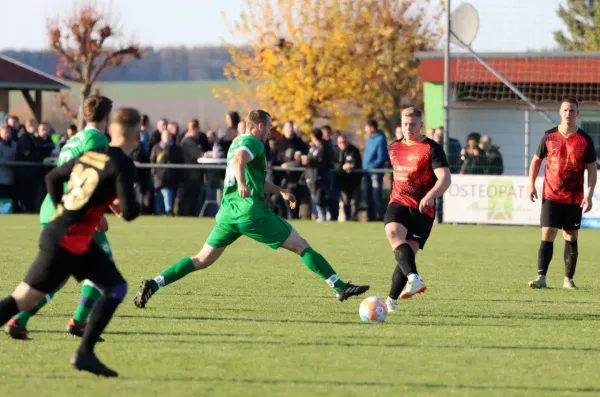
xmin=359 ymin=296 xmax=388 ymax=322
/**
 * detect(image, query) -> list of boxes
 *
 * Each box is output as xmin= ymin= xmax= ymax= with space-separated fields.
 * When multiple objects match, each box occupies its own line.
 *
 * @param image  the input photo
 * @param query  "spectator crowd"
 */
xmin=0 ymin=111 xmax=504 ymax=220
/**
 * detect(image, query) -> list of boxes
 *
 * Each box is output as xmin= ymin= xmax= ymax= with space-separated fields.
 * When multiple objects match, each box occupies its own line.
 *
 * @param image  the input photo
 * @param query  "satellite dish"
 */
xmin=450 ymin=3 xmax=479 ymax=46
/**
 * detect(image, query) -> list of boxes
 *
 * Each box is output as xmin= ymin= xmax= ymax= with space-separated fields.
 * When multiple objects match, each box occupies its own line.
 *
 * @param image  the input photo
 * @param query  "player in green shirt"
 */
xmin=5 ymin=95 xmax=114 ymax=340
xmin=133 ymin=110 xmax=369 ymax=308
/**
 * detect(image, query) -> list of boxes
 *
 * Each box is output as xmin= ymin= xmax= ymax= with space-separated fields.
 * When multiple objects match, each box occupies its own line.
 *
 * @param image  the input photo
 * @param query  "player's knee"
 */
xmin=106 ymin=283 xmax=128 ymax=302
xmin=563 ymin=230 xmax=578 ymax=241
xmin=191 ymin=255 xmax=212 ymax=270
xmin=541 ymin=227 xmax=558 ymax=241
xmin=12 ymin=283 xmax=44 ymax=311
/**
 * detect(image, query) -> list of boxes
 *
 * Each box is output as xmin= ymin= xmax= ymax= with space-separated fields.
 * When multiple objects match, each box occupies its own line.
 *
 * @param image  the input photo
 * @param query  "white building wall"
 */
xmin=449 ymin=108 xmax=556 ymax=176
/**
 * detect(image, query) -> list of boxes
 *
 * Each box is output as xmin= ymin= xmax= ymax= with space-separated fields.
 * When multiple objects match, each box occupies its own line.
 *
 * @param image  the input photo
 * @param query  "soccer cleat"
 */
xmin=563 ymin=278 xmax=578 ymax=290
xmin=4 ymin=319 xmax=30 ymax=341
xmin=134 ymin=279 xmax=156 ymax=308
xmin=400 ymin=278 xmax=427 ymax=299
xmin=335 ymin=282 xmax=370 ymax=302
xmin=71 ymin=352 xmax=118 ymax=377
xmin=66 ymin=318 xmax=104 ymax=342
xmin=386 ymin=297 xmax=398 ymax=313
xmin=528 ymin=276 xmax=548 ymax=289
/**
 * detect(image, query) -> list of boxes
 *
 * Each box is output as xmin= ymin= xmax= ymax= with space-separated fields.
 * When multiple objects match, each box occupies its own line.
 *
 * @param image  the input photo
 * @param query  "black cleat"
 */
xmin=134 ymin=279 xmax=156 ymax=308
xmin=71 ymin=352 xmax=118 ymax=377
xmin=66 ymin=318 xmax=104 ymax=342
xmin=4 ymin=319 xmax=31 ymax=340
xmin=335 ymin=282 xmax=370 ymax=302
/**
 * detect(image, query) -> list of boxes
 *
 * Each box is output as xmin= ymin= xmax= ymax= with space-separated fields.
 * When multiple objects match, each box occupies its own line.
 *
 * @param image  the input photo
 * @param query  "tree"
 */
xmin=48 ymin=1 xmax=143 ymax=129
xmin=554 ymin=0 xmax=600 ymax=51
xmin=214 ymin=0 xmax=440 ymax=135
xmin=352 ymin=0 xmax=441 ymax=134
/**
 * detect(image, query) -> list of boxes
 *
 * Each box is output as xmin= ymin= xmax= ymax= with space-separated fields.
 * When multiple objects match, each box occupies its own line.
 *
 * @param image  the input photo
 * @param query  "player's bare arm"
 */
xmin=528 ymin=155 xmax=543 ymax=201
xmin=45 ymin=159 xmax=77 ymax=206
xmin=582 ymin=162 xmax=597 ymax=213
xmin=419 ymin=167 xmax=451 ymax=214
xmin=264 ymin=181 xmax=297 ymax=209
xmin=232 ymin=148 xmax=252 ymax=198
xmin=115 ymin=159 xmax=141 ymax=221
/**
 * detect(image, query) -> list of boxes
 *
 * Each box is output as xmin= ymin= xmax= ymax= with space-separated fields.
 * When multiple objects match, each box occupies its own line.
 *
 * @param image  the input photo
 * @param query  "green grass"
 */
xmin=2 ymin=215 xmax=600 ymax=396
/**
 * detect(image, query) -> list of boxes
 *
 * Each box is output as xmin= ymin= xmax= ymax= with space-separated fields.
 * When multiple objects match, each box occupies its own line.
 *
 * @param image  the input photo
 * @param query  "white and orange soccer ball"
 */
xmin=359 ymin=296 xmax=388 ymax=323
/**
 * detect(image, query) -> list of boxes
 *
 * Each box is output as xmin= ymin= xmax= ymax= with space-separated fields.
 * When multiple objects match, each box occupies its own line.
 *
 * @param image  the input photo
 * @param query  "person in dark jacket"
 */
xmin=280 ymin=121 xmax=308 ymax=154
xmin=150 ymin=130 xmax=183 ymax=215
xmin=335 ymin=134 xmax=362 ymax=221
xmin=0 ymin=122 xmax=17 ymax=208
xmin=460 ymin=132 xmax=487 ymax=175
xmin=14 ymin=120 xmax=41 ymax=213
xmin=479 ymin=135 xmax=504 ymax=175
xmin=302 ymin=128 xmax=331 ymax=222
xmin=321 ymin=125 xmax=339 ymax=221
xmin=178 ymin=120 xmax=206 ymax=216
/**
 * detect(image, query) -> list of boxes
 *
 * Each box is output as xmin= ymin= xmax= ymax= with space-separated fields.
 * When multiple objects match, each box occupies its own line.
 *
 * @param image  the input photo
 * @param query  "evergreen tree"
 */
xmin=554 ymin=0 xmax=600 ymax=51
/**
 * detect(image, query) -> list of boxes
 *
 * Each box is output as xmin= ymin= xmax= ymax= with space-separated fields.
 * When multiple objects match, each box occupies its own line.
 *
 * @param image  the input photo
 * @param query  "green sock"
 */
xmin=13 ymin=291 xmax=56 ymax=328
xmin=73 ymin=281 xmax=103 ymax=323
xmin=300 ymin=247 xmax=347 ymax=291
xmin=151 ymin=257 xmax=197 ymax=292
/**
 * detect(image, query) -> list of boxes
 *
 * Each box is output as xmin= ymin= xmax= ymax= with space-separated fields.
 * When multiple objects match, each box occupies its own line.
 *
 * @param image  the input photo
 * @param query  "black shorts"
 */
xmin=24 ymin=241 xmax=125 ymax=294
xmin=383 ymin=203 xmax=435 ymax=249
xmin=540 ymin=199 xmax=582 ymax=230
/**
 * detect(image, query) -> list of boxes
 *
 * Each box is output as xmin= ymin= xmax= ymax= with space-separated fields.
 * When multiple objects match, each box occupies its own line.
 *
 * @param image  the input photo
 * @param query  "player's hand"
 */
xmin=96 ymin=216 xmax=109 ymax=232
xmin=238 ymin=183 xmax=251 ymax=198
xmin=342 ymin=163 xmax=353 ymax=173
xmin=109 ymin=198 xmax=122 ymax=217
xmin=581 ymin=195 xmax=593 ymax=213
xmin=418 ymin=195 xmax=434 ymax=214
xmin=529 ymin=186 xmax=538 ymax=202
xmin=281 ymin=190 xmax=297 ymax=209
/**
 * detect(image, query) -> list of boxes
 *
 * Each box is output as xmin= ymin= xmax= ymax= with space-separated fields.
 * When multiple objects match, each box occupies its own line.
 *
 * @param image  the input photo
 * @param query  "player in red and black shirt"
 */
xmin=383 ymin=107 xmax=451 ymax=313
xmin=528 ymin=97 xmax=597 ymax=290
xmin=0 ymin=108 xmax=142 ymax=377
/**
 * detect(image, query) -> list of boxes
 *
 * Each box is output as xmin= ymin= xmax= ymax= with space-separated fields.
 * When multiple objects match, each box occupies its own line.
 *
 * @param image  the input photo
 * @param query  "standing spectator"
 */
xmin=479 ymin=135 xmax=504 ymax=175
xmin=336 ymin=134 xmax=362 ymax=221
xmin=395 ymin=126 xmax=404 ymax=140
xmin=7 ymin=115 xmax=23 ymax=142
xmin=139 ymin=114 xmax=151 ymax=158
xmin=460 ymin=132 xmax=487 ymax=175
xmin=321 ymin=125 xmax=338 ymax=221
xmin=362 ymin=119 xmax=388 ymax=221
xmin=150 ymin=118 xmax=168 ymax=149
xmin=179 ymin=119 xmax=206 ymax=216
xmin=150 ymin=130 xmax=183 ymax=216
xmin=14 ymin=117 xmax=40 ymax=213
xmin=280 ymin=121 xmax=308 ymax=154
xmin=57 ymin=124 xmax=77 ymax=150
xmin=25 ymin=119 xmax=38 ymax=138
xmin=272 ymin=148 xmax=302 ymax=218
xmin=434 ymin=126 xmax=462 ymax=174
xmin=237 ymin=120 xmax=246 ymax=136
xmin=302 ymin=128 xmax=331 ymax=222
xmin=224 ymin=111 xmax=240 ymax=141
xmin=426 ymin=128 xmax=435 ymax=139
xmin=0 ymin=122 xmax=17 ymax=210
xmin=35 ymin=122 xmax=56 ymax=210
xmin=167 ymin=121 xmax=182 ymax=145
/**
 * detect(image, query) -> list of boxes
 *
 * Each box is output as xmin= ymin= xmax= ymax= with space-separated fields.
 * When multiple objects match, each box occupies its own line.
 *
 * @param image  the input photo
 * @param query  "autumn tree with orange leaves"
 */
xmin=214 ymin=0 xmax=440 ymax=135
xmin=48 ymin=2 xmax=142 ymax=129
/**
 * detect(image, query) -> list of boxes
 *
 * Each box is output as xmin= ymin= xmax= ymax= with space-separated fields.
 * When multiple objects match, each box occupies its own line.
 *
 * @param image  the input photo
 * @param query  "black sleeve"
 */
xmin=115 ymin=158 xmax=140 ymax=221
xmin=45 ymin=159 xmax=77 ymax=206
xmin=584 ymin=134 xmax=597 ymax=164
xmin=430 ymin=142 xmax=449 ymax=169
xmin=535 ymin=134 xmax=548 ymax=159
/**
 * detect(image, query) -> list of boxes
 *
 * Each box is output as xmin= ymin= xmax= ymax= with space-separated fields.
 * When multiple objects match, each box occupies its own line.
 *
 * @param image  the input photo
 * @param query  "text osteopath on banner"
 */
xmin=443 ymin=175 xmax=543 ymax=226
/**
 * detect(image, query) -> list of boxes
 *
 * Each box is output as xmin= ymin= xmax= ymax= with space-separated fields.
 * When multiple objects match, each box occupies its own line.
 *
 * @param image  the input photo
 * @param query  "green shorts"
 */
xmin=40 ymin=223 xmax=113 ymax=259
xmin=206 ymin=213 xmax=293 ymax=250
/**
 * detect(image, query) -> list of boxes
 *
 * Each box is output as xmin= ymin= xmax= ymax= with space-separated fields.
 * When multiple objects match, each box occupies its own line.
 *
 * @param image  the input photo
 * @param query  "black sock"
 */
xmin=388 ymin=265 xmax=408 ymax=300
xmin=537 ymin=241 xmax=553 ymax=276
xmin=0 ymin=296 xmax=20 ymax=326
xmin=393 ymin=243 xmax=418 ymax=276
xmin=78 ymin=296 xmax=121 ymax=354
xmin=564 ymin=240 xmax=578 ymax=279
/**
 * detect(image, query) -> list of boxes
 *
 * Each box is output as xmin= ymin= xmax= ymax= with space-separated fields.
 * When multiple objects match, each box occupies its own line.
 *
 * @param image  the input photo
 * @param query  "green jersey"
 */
xmin=216 ymin=134 xmax=270 ymax=224
xmin=39 ymin=127 xmax=109 ymax=224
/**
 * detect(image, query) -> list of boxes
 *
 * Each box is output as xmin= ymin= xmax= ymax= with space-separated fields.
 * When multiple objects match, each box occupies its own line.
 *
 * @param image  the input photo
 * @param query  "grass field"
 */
xmin=2 ymin=215 xmax=600 ymax=396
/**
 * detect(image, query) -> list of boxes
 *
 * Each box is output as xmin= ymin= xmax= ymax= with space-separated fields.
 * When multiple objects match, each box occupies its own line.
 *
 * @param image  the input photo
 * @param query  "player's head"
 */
xmin=400 ymin=107 xmax=424 ymax=141
xmin=560 ymin=97 xmax=579 ymax=127
xmin=246 ymin=109 xmax=272 ymax=142
xmin=109 ymin=107 xmax=142 ymax=155
xmin=83 ymin=95 xmax=113 ymax=131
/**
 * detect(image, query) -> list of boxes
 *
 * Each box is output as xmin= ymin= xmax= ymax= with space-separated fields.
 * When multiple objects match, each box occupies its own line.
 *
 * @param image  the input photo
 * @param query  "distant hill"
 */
xmin=2 ymin=46 xmax=232 ymax=82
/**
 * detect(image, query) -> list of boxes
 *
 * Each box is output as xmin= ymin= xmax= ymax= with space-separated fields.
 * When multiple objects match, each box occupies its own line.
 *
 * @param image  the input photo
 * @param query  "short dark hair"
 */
xmin=321 ymin=125 xmax=333 ymax=134
xmin=83 ymin=95 xmax=113 ymax=123
xmin=247 ymin=110 xmax=272 ymax=130
xmin=141 ymin=114 xmax=149 ymax=126
xmin=67 ymin=124 xmax=77 ymax=132
xmin=367 ymin=119 xmax=378 ymax=129
xmin=561 ymin=97 xmax=579 ymax=109
xmin=311 ymin=128 xmax=323 ymax=141
xmin=189 ymin=118 xmax=200 ymax=129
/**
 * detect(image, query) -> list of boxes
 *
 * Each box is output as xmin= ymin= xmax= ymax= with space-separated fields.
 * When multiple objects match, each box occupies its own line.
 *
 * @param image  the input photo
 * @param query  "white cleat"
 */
xmin=386 ymin=297 xmax=398 ymax=313
xmin=400 ymin=278 xmax=427 ymax=299
xmin=563 ymin=278 xmax=578 ymax=290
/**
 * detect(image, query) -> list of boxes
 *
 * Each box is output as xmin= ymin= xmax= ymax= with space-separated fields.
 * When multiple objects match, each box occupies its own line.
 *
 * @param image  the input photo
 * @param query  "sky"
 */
xmin=0 ymin=0 xmax=568 ymax=52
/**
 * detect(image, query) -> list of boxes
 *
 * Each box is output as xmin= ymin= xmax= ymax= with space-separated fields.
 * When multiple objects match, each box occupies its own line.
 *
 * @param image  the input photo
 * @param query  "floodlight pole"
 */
xmin=443 ymin=0 xmax=451 ymax=158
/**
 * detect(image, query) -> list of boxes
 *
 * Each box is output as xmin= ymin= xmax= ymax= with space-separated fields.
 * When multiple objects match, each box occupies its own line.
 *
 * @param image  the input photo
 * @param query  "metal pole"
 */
xmin=443 ymin=0 xmax=451 ymax=157
xmin=524 ymin=110 xmax=530 ymax=176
